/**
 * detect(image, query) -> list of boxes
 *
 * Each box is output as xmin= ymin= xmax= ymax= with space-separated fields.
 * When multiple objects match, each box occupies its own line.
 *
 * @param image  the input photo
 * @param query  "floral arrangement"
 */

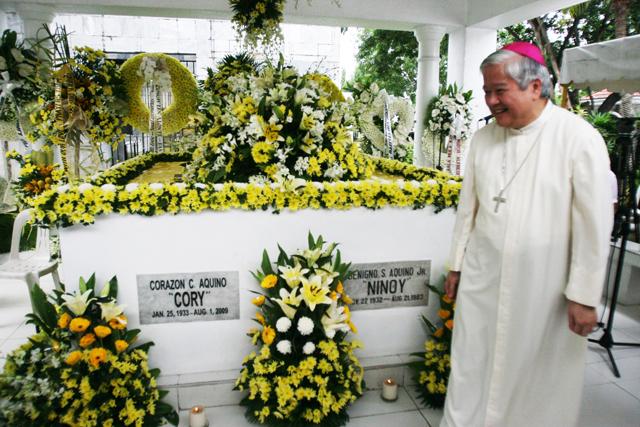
xmin=349 ymin=82 xmax=414 ymax=162
xmin=194 ymin=53 xmax=261 ymax=135
xmin=5 ymin=150 xmax=65 ymax=207
xmin=0 ymin=29 xmax=50 ymax=127
xmin=229 ymin=0 xmax=286 ymax=49
xmin=186 ymin=62 xmax=372 ymax=184
xmin=235 ymin=233 xmax=363 ymax=426
xmin=422 ymin=84 xmax=472 ymax=170
xmin=409 ymin=283 xmax=455 ymax=408
xmin=26 ymin=152 xmax=461 ymax=227
xmin=0 ymin=274 xmax=178 ymax=426
xmin=120 ymin=53 xmax=198 ymax=136
xmin=27 ymin=46 xmax=128 ymax=148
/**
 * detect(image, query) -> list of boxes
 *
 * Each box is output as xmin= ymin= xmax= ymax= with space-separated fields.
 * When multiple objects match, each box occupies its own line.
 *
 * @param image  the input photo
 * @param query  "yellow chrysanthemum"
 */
xmin=65 ymin=350 xmax=83 ymax=366
xmin=115 ymin=340 xmax=129 ymax=353
xmin=89 ymin=347 xmax=108 ymax=368
xmin=94 ymin=325 xmax=112 ymax=338
xmin=69 ymin=317 xmax=91 ymax=333
xmin=262 ymin=325 xmax=276 ymax=345
xmin=58 ymin=312 xmax=72 ymax=329
xmin=79 ymin=333 xmax=96 ymax=348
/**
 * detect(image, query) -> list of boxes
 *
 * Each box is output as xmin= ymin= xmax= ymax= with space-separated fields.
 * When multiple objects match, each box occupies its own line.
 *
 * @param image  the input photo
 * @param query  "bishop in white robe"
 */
xmin=441 ymin=43 xmax=613 ymax=427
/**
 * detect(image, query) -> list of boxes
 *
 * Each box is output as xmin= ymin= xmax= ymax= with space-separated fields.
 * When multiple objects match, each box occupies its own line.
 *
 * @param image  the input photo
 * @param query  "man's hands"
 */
xmin=445 ymin=271 xmax=461 ymax=300
xmin=567 ymin=300 xmax=597 ymax=337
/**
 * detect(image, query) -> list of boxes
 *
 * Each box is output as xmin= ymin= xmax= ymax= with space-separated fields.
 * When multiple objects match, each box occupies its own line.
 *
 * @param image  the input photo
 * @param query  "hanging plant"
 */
xmin=120 ymin=53 xmax=198 ymax=136
xmin=229 ymin=0 xmax=286 ymax=49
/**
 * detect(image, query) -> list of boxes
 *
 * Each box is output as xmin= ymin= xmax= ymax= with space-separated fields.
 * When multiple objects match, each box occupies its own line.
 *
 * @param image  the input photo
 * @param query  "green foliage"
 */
xmin=350 ymin=30 xmax=448 ymax=102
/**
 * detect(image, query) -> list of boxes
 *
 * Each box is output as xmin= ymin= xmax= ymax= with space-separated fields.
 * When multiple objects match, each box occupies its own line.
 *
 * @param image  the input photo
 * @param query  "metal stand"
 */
xmin=588 ymin=118 xmax=640 ymax=378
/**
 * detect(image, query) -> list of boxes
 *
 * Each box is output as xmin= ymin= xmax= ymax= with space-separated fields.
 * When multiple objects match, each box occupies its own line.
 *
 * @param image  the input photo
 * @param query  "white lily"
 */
xmin=99 ymin=300 xmax=126 ymax=322
xmin=272 ymin=287 xmax=302 ymax=319
xmin=321 ymin=300 xmax=350 ymax=338
xmin=300 ymin=274 xmax=332 ymax=311
xmin=61 ymin=290 xmax=95 ymax=316
xmin=278 ymin=264 xmax=309 ymax=288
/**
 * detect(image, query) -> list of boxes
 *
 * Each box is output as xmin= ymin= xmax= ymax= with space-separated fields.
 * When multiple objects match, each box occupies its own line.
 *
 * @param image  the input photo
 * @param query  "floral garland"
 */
xmin=120 ymin=53 xmax=198 ymax=136
xmin=235 ymin=233 xmax=363 ymax=426
xmin=229 ymin=0 xmax=286 ymax=49
xmin=409 ymin=283 xmax=454 ymax=408
xmin=350 ymin=83 xmax=414 ymax=162
xmin=25 ymin=152 xmax=461 ymax=227
xmin=5 ymin=150 xmax=65 ymax=208
xmin=0 ymin=274 xmax=178 ymax=426
xmin=186 ymin=63 xmax=372 ymax=184
xmin=27 ymin=47 xmax=128 ymax=149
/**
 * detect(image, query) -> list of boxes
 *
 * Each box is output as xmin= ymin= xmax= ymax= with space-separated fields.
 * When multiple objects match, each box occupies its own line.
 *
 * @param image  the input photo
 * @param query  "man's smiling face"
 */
xmin=482 ymin=62 xmax=542 ymax=129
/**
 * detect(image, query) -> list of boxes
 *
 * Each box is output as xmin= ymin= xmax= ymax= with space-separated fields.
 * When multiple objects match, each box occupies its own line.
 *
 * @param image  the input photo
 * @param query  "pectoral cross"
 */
xmin=493 ymin=190 xmax=506 ymax=213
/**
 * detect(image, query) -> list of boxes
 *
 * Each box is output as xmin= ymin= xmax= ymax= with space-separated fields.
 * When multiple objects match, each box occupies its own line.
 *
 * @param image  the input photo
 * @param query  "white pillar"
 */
xmin=447 ymin=26 xmax=497 ymax=126
xmin=15 ymin=3 xmax=56 ymax=40
xmin=413 ymin=24 xmax=445 ymax=167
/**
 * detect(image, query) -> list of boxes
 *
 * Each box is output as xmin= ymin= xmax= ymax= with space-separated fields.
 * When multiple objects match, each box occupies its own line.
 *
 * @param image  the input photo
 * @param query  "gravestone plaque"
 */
xmin=344 ymin=260 xmax=430 ymax=311
xmin=137 ymin=271 xmax=239 ymax=324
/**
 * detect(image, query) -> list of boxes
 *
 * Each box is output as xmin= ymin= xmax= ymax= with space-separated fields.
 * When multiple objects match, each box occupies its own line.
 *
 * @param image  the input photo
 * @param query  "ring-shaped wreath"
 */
xmin=358 ymin=92 xmax=414 ymax=152
xmin=120 ymin=53 xmax=198 ymax=136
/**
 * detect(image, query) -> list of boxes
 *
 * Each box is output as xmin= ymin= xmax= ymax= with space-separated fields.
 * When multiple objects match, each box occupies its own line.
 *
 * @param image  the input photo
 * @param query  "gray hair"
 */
xmin=480 ymin=49 xmax=552 ymax=99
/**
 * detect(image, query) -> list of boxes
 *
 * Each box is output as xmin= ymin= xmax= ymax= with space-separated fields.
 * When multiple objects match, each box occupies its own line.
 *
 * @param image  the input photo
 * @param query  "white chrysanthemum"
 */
xmin=303 ymin=341 xmax=316 ymax=355
xmin=276 ymin=340 xmax=292 ymax=355
xmin=125 ymin=183 xmax=139 ymax=192
xmin=77 ymin=183 xmax=93 ymax=193
xmin=149 ymin=182 xmax=164 ymax=191
xmin=56 ymin=184 xmax=70 ymax=194
xmin=297 ymin=316 xmax=314 ymax=336
xmin=276 ymin=317 xmax=292 ymax=333
xmin=100 ymin=184 xmax=116 ymax=193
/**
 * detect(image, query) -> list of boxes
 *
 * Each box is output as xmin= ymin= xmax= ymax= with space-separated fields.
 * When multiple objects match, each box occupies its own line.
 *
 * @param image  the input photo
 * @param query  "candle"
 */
xmin=189 ymin=405 xmax=209 ymax=427
xmin=381 ymin=377 xmax=398 ymax=401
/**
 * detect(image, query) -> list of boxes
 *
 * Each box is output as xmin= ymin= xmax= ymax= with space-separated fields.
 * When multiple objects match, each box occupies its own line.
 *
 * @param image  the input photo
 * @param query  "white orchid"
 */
xmin=61 ymin=290 xmax=95 ymax=316
xmin=321 ymin=300 xmax=351 ymax=339
xmin=98 ymin=300 xmax=126 ymax=322
xmin=278 ymin=264 xmax=309 ymax=288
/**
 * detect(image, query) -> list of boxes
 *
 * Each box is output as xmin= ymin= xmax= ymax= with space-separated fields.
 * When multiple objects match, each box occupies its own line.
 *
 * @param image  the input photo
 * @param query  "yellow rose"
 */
xmin=58 ymin=312 xmax=72 ymax=329
xmin=445 ymin=319 xmax=454 ymax=330
xmin=438 ymin=309 xmax=451 ymax=320
xmin=65 ymin=350 xmax=82 ymax=366
xmin=115 ymin=340 xmax=129 ymax=353
xmin=108 ymin=315 xmax=127 ymax=330
xmin=433 ymin=328 xmax=444 ymax=338
xmin=89 ymin=347 xmax=108 ymax=368
xmin=255 ymin=312 xmax=266 ymax=325
xmin=335 ymin=281 xmax=344 ymax=294
xmin=79 ymin=333 xmax=96 ymax=348
xmin=260 ymin=274 xmax=278 ymax=289
xmin=252 ymin=295 xmax=266 ymax=306
xmin=93 ymin=325 xmax=112 ymax=338
xmin=262 ymin=326 xmax=276 ymax=345
xmin=69 ymin=317 xmax=91 ymax=333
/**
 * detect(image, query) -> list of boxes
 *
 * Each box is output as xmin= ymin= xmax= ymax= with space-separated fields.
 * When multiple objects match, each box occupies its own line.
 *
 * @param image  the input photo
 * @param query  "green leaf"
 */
xmin=261 ymin=249 xmax=273 ymax=275
xmin=78 ymin=276 xmax=87 ymax=293
xmin=307 ymin=231 xmax=315 ymax=248
xmin=149 ymin=368 xmax=161 ymax=378
xmin=85 ymin=273 xmax=96 ymax=291
xmin=107 ymin=276 xmax=118 ymax=299
xmin=29 ymin=283 xmax=57 ymax=331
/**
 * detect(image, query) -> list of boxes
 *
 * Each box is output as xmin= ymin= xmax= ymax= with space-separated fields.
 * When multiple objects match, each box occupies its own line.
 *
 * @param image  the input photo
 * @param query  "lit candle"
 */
xmin=381 ymin=378 xmax=398 ymax=401
xmin=189 ymin=405 xmax=209 ymax=427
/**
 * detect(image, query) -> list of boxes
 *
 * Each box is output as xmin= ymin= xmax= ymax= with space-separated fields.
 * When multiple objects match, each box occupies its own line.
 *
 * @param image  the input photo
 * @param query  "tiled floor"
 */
xmin=1 ymin=273 xmax=639 ymax=427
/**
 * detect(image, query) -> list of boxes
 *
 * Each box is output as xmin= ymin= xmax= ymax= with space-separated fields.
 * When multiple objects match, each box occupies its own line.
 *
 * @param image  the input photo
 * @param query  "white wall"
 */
xmin=52 ymin=13 xmax=343 ymax=82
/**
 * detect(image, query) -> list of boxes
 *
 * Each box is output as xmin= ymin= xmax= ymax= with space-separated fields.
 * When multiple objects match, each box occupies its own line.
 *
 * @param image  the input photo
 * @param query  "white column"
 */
xmin=413 ymin=24 xmax=445 ymax=167
xmin=447 ymin=27 xmax=497 ymax=126
xmin=15 ymin=3 xmax=56 ymax=40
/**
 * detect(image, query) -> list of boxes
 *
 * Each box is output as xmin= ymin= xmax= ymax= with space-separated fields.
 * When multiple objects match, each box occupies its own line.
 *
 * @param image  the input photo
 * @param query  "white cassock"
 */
xmin=440 ymin=102 xmax=613 ymax=427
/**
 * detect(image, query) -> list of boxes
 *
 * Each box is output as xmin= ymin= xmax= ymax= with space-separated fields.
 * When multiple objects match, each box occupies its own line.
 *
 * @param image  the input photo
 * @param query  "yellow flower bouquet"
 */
xmin=409 ymin=282 xmax=455 ymax=408
xmin=235 ymin=233 xmax=364 ymax=426
xmin=0 ymin=274 xmax=178 ymax=426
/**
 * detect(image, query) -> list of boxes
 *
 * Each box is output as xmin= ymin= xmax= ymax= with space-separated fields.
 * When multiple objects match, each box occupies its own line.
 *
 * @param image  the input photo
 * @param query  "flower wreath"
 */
xmin=358 ymin=90 xmax=414 ymax=153
xmin=120 ymin=53 xmax=198 ymax=135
